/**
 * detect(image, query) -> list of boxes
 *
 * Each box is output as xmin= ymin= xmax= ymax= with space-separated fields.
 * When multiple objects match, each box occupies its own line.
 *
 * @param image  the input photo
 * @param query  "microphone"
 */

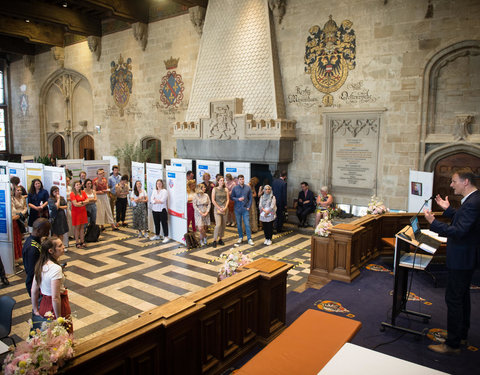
xmin=414 ymin=196 xmax=434 ymax=219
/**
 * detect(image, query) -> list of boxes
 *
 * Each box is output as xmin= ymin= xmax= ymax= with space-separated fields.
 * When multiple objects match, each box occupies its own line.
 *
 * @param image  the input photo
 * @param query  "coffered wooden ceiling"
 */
xmin=0 ymin=0 xmax=208 ymax=59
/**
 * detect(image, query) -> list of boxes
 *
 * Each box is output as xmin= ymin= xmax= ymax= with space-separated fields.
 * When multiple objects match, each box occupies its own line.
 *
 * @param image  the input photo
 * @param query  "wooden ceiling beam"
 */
xmin=80 ymin=0 xmax=149 ymax=23
xmin=171 ymin=0 xmax=208 ymax=8
xmin=0 ymin=35 xmax=36 ymax=56
xmin=0 ymin=1 xmax=101 ymax=36
xmin=0 ymin=16 xmax=64 ymax=47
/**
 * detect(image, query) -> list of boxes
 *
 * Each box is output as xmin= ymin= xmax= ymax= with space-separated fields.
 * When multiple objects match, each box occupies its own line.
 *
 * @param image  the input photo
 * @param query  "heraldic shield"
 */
xmin=160 ymin=71 xmax=185 ymax=108
xmin=304 ymin=15 xmax=356 ymax=105
xmin=110 ymin=55 xmax=133 ymax=116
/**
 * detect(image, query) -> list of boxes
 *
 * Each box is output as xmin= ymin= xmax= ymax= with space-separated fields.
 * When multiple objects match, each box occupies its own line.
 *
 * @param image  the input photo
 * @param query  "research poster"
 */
xmin=131 ymin=161 xmax=145 ymax=190
xmin=196 ymin=159 xmax=220 ymax=183
xmin=43 ymin=166 xmax=67 ymax=198
xmin=7 ymin=162 xmax=26 ymax=188
xmin=171 ymin=158 xmax=193 ymax=173
xmin=223 ymin=161 xmax=251 ymax=182
xmin=83 ymin=160 xmax=111 ymax=180
xmin=408 ymin=170 xmax=434 ymax=213
xmin=102 ymin=155 xmax=119 ymax=172
xmin=25 ymin=163 xmax=45 ymax=190
xmin=56 ymin=159 xmax=84 ymax=180
xmin=0 ymin=161 xmax=7 ymax=175
xmin=146 ymin=162 xmax=164 ymax=233
xmin=166 ymin=166 xmax=187 ymax=244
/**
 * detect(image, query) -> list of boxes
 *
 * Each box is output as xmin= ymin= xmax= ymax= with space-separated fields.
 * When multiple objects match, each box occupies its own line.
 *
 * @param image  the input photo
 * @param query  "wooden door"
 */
xmin=144 ymin=138 xmax=161 ymax=164
xmin=433 ymin=153 xmax=480 ymax=210
xmin=52 ymin=135 xmax=65 ymax=159
xmin=79 ymin=135 xmax=94 ymax=160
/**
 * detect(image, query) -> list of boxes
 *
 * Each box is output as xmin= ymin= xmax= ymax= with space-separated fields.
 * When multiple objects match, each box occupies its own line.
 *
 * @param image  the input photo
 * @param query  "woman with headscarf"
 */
xmin=259 ymin=184 xmax=276 ymax=246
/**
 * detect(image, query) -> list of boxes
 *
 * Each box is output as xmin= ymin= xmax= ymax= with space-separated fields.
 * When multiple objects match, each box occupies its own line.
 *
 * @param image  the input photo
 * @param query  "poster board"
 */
xmin=0 ymin=161 xmax=7 ymax=175
xmin=408 ymin=170 xmax=434 ymax=212
xmin=102 ymin=155 xmax=119 ymax=172
xmin=56 ymin=159 xmax=84 ymax=180
xmin=25 ymin=163 xmax=44 ymax=190
xmin=223 ymin=161 xmax=251 ymax=182
xmin=146 ymin=162 xmax=164 ymax=233
xmin=7 ymin=162 xmax=26 ymax=188
xmin=0 ymin=175 xmax=13 ymax=274
xmin=196 ymin=159 xmax=220 ymax=183
xmin=171 ymin=158 xmax=193 ymax=172
xmin=83 ymin=160 xmax=111 ymax=180
xmin=166 ymin=165 xmax=187 ymax=244
xmin=131 ymin=161 xmax=146 ymax=190
xmin=43 ymin=166 xmax=67 ymax=198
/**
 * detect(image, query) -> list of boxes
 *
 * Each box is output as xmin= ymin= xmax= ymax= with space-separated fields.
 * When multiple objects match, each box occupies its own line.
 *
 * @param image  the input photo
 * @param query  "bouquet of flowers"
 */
xmin=3 ymin=313 xmax=74 ymax=375
xmin=218 ymin=249 xmax=253 ymax=281
xmin=367 ymin=195 xmax=389 ymax=215
xmin=315 ymin=218 xmax=333 ymax=237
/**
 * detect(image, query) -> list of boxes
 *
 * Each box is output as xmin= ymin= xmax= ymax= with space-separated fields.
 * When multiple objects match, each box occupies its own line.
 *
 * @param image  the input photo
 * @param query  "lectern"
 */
xmin=380 ymin=226 xmax=441 ymax=336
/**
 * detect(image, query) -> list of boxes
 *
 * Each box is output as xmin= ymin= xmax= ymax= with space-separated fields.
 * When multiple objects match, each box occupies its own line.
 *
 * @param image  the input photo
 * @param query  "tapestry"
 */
xmin=304 ymin=15 xmax=356 ymax=106
xmin=110 ymin=55 xmax=133 ymax=116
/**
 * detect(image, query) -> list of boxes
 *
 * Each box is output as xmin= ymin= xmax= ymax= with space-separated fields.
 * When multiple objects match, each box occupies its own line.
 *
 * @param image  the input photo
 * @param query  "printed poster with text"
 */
xmin=146 ymin=163 xmax=164 ymax=233
xmin=131 ymin=161 xmax=146 ymax=190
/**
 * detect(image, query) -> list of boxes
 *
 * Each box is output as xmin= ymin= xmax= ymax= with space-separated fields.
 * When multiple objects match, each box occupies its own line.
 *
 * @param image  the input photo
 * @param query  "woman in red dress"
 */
xmin=70 ymin=181 xmax=88 ymax=249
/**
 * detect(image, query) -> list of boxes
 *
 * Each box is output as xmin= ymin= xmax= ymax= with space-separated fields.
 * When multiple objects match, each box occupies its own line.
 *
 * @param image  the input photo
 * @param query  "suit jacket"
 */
xmin=297 ymin=189 xmax=315 ymax=209
xmin=430 ymin=190 xmax=480 ymax=270
xmin=272 ymin=178 xmax=287 ymax=208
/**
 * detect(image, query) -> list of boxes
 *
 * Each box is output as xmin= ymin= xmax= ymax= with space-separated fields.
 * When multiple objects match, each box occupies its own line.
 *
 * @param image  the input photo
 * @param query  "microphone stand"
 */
xmin=397 ymin=196 xmax=433 ymax=240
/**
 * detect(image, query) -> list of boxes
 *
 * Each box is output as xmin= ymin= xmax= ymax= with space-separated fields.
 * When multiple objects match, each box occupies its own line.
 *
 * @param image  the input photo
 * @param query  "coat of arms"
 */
xmin=160 ymin=57 xmax=185 ymax=108
xmin=110 ymin=55 xmax=133 ymax=116
xmin=305 ymin=15 xmax=356 ymax=106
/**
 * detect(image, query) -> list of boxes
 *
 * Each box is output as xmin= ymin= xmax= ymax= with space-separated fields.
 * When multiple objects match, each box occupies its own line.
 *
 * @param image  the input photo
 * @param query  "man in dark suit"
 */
xmin=296 ymin=182 xmax=315 ymax=227
xmin=272 ymin=170 xmax=287 ymax=232
xmin=424 ymin=168 xmax=480 ymax=354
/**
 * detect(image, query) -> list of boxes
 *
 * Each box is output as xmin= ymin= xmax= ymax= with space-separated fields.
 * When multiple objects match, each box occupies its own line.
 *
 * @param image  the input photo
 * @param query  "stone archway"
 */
xmin=141 ymin=137 xmax=161 ymax=164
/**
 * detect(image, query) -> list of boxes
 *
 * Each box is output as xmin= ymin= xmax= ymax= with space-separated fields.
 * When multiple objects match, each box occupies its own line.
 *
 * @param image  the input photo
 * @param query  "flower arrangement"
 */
xmin=218 ymin=249 xmax=253 ymax=281
xmin=367 ymin=195 xmax=389 ymax=215
xmin=3 ymin=313 xmax=74 ymax=375
xmin=315 ymin=218 xmax=333 ymax=237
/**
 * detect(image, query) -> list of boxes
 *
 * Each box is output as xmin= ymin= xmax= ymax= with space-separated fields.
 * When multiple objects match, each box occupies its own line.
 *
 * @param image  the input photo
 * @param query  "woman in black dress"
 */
xmin=48 ymin=186 xmax=69 ymax=241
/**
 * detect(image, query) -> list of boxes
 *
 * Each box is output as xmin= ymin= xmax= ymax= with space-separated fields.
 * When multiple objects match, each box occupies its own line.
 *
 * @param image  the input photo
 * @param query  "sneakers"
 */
xmin=144 ymin=232 xmax=149 ymax=238
xmin=236 ymin=238 xmax=243 ymax=244
xmin=428 ymin=343 xmax=460 ymax=354
xmin=266 ymin=239 xmax=272 ymax=246
xmin=248 ymin=239 xmax=254 ymax=246
xmin=150 ymin=235 xmax=160 ymax=241
xmin=137 ymin=232 xmax=143 ymax=238
xmin=162 ymin=236 xmax=170 ymax=243
xmin=263 ymin=239 xmax=268 ymax=245
xmin=218 ymin=239 xmax=225 ymax=246
xmin=212 ymin=241 xmax=217 ymax=248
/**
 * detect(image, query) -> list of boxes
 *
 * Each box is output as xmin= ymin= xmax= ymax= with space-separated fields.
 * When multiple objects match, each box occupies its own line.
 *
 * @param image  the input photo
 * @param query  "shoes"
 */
xmin=237 ymin=238 xmax=243 ymax=244
xmin=1 ymin=276 xmax=9 ymax=286
xmin=144 ymin=232 xmax=149 ymax=238
xmin=266 ymin=239 xmax=272 ymax=245
xmin=162 ymin=236 xmax=170 ymax=243
xmin=212 ymin=241 xmax=217 ymax=248
xmin=248 ymin=239 xmax=254 ymax=246
xmin=428 ymin=343 xmax=460 ymax=355
xmin=218 ymin=239 xmax=225 ymax=246
xmin=137 ymin=232 xmax=143 ymax=238
xmin=112 ymin=227 xmax=119 ymax=231
xmin=150 ymin=235 xmax=160 ymax=241
xmin=263 ymin=239 xmax=268 ymax=245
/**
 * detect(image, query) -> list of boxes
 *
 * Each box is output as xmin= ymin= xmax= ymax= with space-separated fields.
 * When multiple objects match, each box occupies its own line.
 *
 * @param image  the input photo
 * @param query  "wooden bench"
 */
xmin=236 ymin=309 xmax=362 ymax=375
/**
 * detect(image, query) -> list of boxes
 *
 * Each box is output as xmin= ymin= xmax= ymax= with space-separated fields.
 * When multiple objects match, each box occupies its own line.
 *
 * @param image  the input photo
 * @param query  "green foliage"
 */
xmin=34 ymin=155 xmax=54 ymax=166
xmin=113 ymin=141 xmax=154 ymax=170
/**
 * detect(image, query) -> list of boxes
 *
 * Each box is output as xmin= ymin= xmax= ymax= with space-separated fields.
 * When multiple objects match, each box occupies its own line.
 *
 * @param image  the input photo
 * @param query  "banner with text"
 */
xmin=146 ymin=162 xmax=164 ymax=233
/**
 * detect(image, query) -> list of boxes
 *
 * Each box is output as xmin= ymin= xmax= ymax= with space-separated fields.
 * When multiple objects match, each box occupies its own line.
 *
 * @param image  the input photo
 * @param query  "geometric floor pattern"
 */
xmin=2 ymin=211 xmax=312 ymax=345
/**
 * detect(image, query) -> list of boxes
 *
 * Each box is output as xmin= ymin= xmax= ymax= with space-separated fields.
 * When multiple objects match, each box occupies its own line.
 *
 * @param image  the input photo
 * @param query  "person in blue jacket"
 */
xmin=424 ymin=168 xmax=480 ymax=354
xmin=231 ymin=175 xmax=254 ymax=246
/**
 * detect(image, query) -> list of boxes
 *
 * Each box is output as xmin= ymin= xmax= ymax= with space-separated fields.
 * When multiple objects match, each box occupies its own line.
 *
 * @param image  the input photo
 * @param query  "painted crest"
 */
xmin=110 ymin=55 xmax=133 ymax=116
xmin=366 ymin=263 xmax=390 ymax=272
xmin=427 ymin=328 xmax=447 ymax=343
xmin=315 ymin=299 xmax=350 ymax=314
xmin=160 ymin=71 xmax=185 ymax=108
xmin=304 ymin=15 xmax=356 ymax=106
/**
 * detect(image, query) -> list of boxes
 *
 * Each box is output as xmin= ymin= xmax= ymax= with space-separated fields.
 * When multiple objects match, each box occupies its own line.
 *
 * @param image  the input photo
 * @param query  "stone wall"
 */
xmin=8 ymin=0 xmax=480 ymax=209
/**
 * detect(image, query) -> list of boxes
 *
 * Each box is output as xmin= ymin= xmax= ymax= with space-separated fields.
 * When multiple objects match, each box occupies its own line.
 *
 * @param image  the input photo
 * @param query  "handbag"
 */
xmin=16 ymin=218 xmax=27 ymax=234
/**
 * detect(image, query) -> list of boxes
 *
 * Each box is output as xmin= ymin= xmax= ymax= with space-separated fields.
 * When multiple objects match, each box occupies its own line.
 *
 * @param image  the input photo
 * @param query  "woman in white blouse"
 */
xmin=150 ymin=179 xmax=169 ymax=243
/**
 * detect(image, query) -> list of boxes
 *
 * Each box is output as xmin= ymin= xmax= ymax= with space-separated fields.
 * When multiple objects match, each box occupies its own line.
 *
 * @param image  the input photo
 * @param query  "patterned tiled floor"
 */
xmin=2 ymin=212 xmax=313 ymax=344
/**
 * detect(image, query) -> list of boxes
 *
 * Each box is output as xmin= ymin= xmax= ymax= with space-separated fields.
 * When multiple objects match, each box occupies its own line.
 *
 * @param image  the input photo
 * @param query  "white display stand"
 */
xmin=171 ymin=158 xmax=193 ymax=172
xmin=24 ymin=162 xmax=45 ymax=189
xmin=408 ymin=170 xmax=434 ymax=212
xmin=0 ymin=175 xmax=13 ymax=275
xmin=131 ymin=161 xmax=146 ymax=190
xmin=43 ymin=166 xmax=67 ymax=198
xmin=146 ymin=163 xmax=164 ymax=234
xmin=223 ymin=161 xmax=251 ymax=182
xmin=56 ymin=158 xmax=84 ymax=179
xmin=102 ymin=155 xmax=119 ymax=172
xmin=7 ymin=162 xmax=26 ymax=188
xmin=196 ymin=159 xmax=220 ymax=182
xmin=83 ymin=160 xmax=111 ymax=180
xmin=166 ymin=166 xmax=187 ymax=245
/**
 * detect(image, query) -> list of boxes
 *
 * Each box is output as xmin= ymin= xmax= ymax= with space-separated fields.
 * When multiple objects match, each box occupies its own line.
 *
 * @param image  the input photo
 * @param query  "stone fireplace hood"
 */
xmin=174 ymin=0 xmax=296 ymax=170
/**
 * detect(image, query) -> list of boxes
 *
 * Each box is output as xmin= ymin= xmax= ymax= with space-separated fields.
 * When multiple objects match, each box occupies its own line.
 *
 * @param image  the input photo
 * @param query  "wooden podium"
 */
xmin=380 ymin=226 xmax=440 ymax=336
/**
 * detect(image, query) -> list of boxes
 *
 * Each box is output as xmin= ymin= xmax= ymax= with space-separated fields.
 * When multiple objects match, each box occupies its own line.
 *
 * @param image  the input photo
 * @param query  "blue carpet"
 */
xmin=286 ymin=260 xmax=480 ymax=375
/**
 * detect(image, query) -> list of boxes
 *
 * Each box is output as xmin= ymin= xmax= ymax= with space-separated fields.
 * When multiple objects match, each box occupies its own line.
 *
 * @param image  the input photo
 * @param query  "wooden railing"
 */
xmin=63 ymin=259 xmax=292 ymax=375
xmin=308 ymin=213 xmax=448 ymax=284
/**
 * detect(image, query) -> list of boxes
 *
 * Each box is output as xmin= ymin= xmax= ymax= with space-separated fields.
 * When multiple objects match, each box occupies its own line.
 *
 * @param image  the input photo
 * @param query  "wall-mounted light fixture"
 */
xmin=95 ymin=125 xmax=101 ymax=134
